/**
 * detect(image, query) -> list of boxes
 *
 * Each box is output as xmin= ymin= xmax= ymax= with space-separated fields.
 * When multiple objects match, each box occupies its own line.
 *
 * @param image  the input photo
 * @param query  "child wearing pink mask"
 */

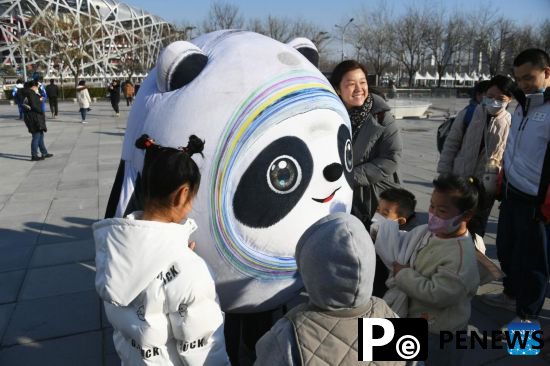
xmin=392 ymin=174 xmax=481 ymax=366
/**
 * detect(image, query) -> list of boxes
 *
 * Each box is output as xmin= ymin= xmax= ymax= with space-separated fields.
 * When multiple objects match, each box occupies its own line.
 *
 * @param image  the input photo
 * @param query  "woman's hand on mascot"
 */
xmin=188 ymin=241 xmax=196 ymax=251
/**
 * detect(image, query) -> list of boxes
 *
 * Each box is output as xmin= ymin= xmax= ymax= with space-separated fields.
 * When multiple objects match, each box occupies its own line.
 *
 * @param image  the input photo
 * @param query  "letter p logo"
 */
xmin=358 ymin=318 xmax=428 ymax=361
xmin=359 ymin=319 xmax=395 ymax=361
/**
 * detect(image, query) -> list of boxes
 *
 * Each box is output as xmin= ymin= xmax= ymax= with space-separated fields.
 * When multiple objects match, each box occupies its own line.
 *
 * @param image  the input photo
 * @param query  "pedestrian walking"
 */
xmin=45 ymin=79 xmax=59 ymax=119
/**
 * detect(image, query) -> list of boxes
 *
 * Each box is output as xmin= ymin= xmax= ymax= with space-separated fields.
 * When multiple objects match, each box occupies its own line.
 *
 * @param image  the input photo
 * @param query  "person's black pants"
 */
xmin=496 ymin=186 xmax=549 ymax=319
xmin=224 ymin=310 xmax=275 ymax=365
xmin=111 ymin=98 xmax=120 ymax=114
xmin=48 ymin=96 xmax=58 ymax=116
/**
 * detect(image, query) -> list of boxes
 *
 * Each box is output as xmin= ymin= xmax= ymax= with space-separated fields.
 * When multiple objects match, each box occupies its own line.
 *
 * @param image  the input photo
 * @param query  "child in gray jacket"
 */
xmin=254 ymin=212 xmax=403 ymax=366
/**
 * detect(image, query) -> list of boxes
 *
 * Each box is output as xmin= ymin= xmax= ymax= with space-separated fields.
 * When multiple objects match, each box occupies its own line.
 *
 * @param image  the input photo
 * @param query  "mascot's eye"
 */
xmin=338 ymin=124 xmax=354 ymax=189
xmin=233 ymin=136 xmax=313 ymax=228
xmin=267 ymin=155 xmax=302 ymax=194
xmin=344 ymin=139 xmax=352 ymax=172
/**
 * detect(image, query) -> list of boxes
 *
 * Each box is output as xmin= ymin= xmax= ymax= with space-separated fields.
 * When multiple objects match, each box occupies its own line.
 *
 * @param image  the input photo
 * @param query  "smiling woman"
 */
xmin=330 ymin=60 xmax=403 ymax=228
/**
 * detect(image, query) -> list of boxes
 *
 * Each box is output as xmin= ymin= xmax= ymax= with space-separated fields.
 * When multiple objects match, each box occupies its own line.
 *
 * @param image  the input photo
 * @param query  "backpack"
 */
xmin=436 ymin=102 xmax=477 ymax=153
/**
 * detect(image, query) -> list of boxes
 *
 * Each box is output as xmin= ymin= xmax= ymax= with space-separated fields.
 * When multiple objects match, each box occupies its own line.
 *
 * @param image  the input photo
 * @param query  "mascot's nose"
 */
xmin=323 ymin=163 xmax=343 ymax=182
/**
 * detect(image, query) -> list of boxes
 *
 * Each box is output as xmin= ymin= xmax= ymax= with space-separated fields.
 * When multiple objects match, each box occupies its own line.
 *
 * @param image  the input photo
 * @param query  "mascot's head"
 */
xmin=113 ymin=30 xmax=353 ymax=312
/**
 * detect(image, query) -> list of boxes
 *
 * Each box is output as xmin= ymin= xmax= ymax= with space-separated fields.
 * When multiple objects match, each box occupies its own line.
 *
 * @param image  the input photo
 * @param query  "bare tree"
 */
xmin=202 ymin=2 xmax=244 ymax=32
xmin=32 ymin=10 xmax=99 ymax=86
xmin=424 ymin=9 xmax=466 ymax=87
xmin=351 ymin=3 xmax=394 ymax=85
xmin=538 ymin=20 xmax=550 ymax=54
xmin=391 ymin=7 xmax=430 ymax=87
xmin=484 ymin=17 xmax=516 ymax=76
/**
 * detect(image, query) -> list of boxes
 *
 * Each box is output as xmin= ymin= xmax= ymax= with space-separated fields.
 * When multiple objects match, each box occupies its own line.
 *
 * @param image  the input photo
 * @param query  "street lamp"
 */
xmin=334 ymin=18 xmax=354 ymax=62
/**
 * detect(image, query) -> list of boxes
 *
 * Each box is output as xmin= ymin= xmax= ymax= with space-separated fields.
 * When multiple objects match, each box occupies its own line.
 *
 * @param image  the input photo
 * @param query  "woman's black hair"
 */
xmin=329 ymin=60 xmax=368 ymax=91
xmin=487 ymin=75 xmax=516 ymax=98
xmin=432 ymin=174 xmax=483 ymax=213
xmin=135 ymin=134 xmax=205 ymax=208
xmin=78 ymin=80 xmax=86 ymax=86
xmin=471 ymin=80 xmax=490 ymax=99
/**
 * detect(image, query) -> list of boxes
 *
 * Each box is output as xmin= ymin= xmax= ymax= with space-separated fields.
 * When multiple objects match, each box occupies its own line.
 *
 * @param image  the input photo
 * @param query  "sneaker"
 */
xmin=42 ymin=153 xmax=53 ymax=159
xmin=480 ymin=292 xmax=516 ymax=312
xmin=81 ymin=120 xmax=88 ymax=124
xmin=115 ymin=113 xmax=120 ymax=117
xmin=30 ymin=156 xmax=43 ymax=161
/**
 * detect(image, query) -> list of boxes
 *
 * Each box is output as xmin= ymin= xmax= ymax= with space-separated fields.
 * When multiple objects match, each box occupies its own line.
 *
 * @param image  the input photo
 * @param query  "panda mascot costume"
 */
xmin=105 ymin=30 xmax=354 ymax=362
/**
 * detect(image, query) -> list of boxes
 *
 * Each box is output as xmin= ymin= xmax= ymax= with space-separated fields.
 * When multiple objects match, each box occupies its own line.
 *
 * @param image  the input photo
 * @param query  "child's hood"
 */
xmin=92 ymin=212 xmax=196 ymax=306
xmin=295 ymin=212 xmax=376 ymax=311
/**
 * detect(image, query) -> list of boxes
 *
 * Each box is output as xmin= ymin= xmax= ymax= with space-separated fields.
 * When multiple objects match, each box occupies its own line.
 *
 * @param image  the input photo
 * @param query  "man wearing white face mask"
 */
xmin=437 ymin=75 xmax=514 ymax=236
xmin=482 ymin=49 xmax=550 ymax=321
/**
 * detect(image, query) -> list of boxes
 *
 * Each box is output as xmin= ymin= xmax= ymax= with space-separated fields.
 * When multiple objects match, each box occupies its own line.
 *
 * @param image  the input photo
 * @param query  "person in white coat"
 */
xmin=437 ymin=75 xmax=514 ymax=236
xmin=93 ymin=134 xmax=230 ymax=366
xmin=76 ymin=80 xmax=92 ymax=124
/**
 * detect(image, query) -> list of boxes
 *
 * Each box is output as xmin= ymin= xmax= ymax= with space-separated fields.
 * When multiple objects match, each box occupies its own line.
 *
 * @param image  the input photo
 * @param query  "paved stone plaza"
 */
xmin=0 ymin=99 xmax=549 ymax=365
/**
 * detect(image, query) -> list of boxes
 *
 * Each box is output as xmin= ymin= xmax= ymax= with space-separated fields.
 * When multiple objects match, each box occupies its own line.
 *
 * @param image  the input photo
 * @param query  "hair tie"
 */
xmin=144 ymin=138 xmax=155 ymax=149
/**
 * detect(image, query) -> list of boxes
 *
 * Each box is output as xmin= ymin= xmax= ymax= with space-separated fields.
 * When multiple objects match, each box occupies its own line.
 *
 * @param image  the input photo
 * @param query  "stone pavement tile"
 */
xmin=57 ymin=179 xmax=97 ymax=191
xmin=53 ymin=187 xmax=98 ymax=200
xmin=37 ymin=215 xmax=96 ymax=245
xmin=49 ymin=197 xmax=98 ymax=213
xmin=0 ymin=331 xmax=103 ymax=366
xmin=30 ymin=239 xmax=95 ymax=268
xmin=9 ymin=191 xmax=56 ymax=203
xmin=2 ymin=290 xmax=100 ymax=346
xmin=0 ymin=270 xmax=25 ymax=304
xmin=0 ymin=243 xmax=34 ymax=273
xmin=0 ymin=199 xmax=52 ymax=219
xmin=16 ymin=178 xmax=59 ymax=192
xmin=0 ymin=182 xmax=21 ymax=196
xmin=19 ymin=261 xmax=96 ymax=301
xmin=0 ymin=303 xmax=15 ymax=343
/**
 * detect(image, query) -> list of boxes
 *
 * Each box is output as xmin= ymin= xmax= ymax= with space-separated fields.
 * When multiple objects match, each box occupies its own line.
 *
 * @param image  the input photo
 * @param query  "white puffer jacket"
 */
xmin=93 ymin=212 xmax=229 ymax=366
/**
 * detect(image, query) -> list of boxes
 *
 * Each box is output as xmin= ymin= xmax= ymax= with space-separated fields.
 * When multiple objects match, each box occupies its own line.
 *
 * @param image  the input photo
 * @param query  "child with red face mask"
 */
xmin=391 ymin=174 xmax=481 ymax=366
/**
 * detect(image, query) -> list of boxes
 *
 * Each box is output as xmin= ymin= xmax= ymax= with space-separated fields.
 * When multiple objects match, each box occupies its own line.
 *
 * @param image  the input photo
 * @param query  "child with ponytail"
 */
xmin=93 ymin=134 xmax=229 ymax=365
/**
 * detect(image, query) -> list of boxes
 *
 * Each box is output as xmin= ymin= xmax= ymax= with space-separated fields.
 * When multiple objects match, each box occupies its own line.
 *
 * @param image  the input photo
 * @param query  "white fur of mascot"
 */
xmin=105 ymin=30 xmax=354 ymax=313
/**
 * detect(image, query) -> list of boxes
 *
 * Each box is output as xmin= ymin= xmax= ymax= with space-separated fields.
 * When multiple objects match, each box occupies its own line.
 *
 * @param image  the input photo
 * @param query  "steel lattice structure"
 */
xmin=0 ymin=0 xmax=175 ymax=80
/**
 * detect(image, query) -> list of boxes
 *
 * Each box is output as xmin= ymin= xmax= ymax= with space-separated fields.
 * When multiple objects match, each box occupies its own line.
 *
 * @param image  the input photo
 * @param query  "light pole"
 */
xmin=334 ymin=18 xmax=354 ymax=62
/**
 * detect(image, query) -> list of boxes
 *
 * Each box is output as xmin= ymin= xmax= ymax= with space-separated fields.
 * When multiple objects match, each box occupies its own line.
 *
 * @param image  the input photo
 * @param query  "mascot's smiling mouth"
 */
xmin=312 ymin=187 xmax=341 ymax=203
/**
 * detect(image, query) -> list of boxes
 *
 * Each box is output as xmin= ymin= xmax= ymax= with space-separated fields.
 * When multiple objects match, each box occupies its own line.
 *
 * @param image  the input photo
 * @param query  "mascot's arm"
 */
xmin=353 ymin=122 xmax=402 ymax=186
xmin=166 ymin=256 xmax=230 ymax=365
xmin=254 ymin=318 xmax=298 ymax=366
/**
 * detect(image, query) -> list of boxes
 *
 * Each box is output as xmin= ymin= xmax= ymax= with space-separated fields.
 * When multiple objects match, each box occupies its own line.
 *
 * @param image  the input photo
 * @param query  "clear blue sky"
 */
xmin=122 ymin=0 xmax=549 ymax=29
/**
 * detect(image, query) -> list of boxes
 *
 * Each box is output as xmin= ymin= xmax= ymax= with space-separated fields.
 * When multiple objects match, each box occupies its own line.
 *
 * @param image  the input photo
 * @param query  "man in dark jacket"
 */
xmin=45 ymin=79 xmax=59 ymax=119
xmin=23 ymin=80 xmax=53 ymax=161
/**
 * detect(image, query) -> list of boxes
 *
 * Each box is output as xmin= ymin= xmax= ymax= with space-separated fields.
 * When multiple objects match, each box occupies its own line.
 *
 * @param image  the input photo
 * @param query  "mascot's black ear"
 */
xmin=287 ymin=38 xmax=319 ymax=68
xmin=157 ymin=41 xmax=208 ymax=92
